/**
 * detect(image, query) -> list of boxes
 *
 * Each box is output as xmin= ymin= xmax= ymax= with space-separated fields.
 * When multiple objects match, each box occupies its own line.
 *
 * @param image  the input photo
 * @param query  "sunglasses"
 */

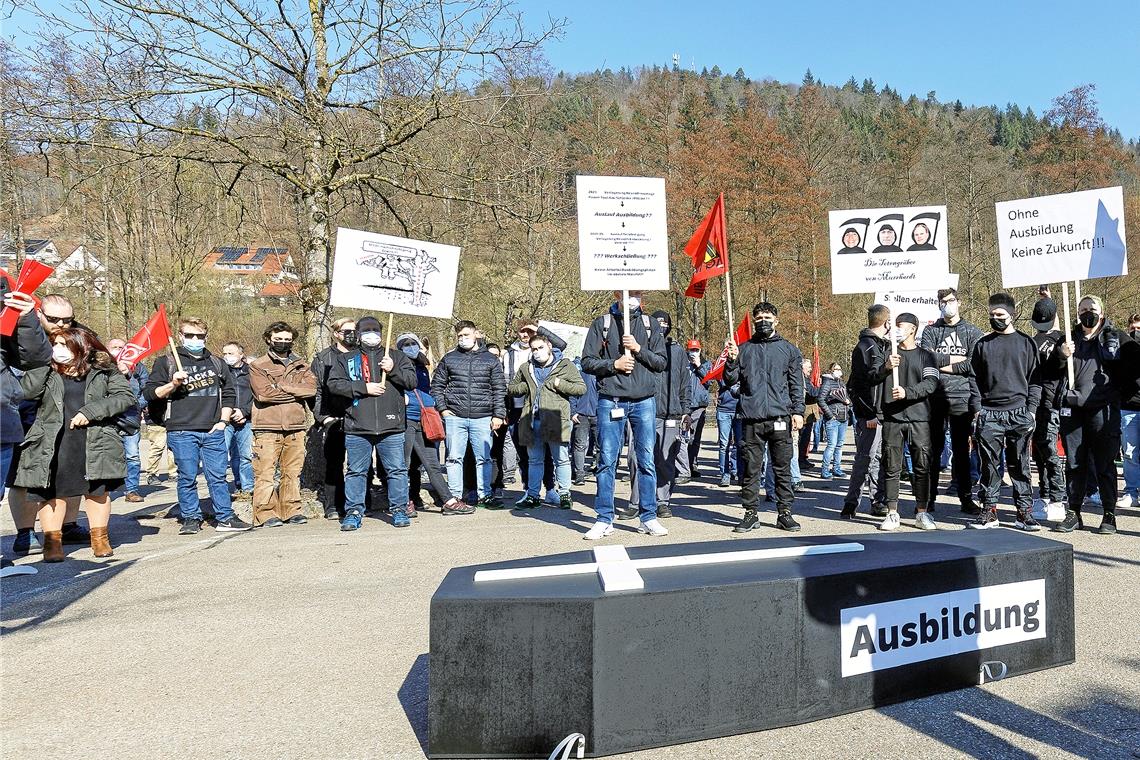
xmin=182 ymin=332 xmax=207 ymax=339
xmin=44 ymin=314 xmax=74 ymax=325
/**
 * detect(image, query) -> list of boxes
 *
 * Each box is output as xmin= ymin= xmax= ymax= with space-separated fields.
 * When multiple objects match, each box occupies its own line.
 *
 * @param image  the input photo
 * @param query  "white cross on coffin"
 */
xmin=473 ymin=542 xmax=865 ymax=593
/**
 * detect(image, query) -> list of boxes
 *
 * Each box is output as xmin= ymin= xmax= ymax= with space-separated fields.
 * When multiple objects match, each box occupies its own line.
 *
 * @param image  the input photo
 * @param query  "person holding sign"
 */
xmin=724 ymin=302 xmax=805 ymax=534
xmin=580 ymin=291 xmax=668 ymax=539
xmin=1055 ymin=296 xmax=1123 ymax=535
xmin=875 ymin=314 xmax=940 ymax=531
xmin=967 ymin=294 xmax=1043 ymax=531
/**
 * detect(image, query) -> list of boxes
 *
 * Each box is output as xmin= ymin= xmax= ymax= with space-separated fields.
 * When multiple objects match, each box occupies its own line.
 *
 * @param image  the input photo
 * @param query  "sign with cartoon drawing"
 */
xmin=330 ymin=227 xmax=460 ymax=318
xmin=829 ymin=205 xmax=951 ymax=294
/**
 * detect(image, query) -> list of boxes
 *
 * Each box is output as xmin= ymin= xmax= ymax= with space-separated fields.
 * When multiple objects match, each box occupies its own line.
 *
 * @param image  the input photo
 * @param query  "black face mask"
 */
xmin=755 ymin=320 xmax=775 ymax=338
xmin=270 ymin=341 xmax=293 ymax=355
xmin=340 ymin=330 xmax=358 ymax=348
xmin=1079 ymin=312 xmax=1099 ymax=328
xmin=989 ymin=316 xmax=1010 ymax=332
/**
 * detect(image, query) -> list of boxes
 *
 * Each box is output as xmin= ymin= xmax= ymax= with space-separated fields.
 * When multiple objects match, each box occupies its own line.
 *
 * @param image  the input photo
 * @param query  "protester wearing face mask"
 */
xmin=144 ymin=317 xmax=249 ymax=535
xmin=1028 ymin=297 xmax=1068 ymax=517
xmin=311 ymin=318 xmax=358 ymax=520
xmin=328 ymin=315 xmax=418 ymax=530
xmin=724 ymin=302 xmax=805 ymax=533
xmin=678 ymin=339 xmax=712 ymax=482
xmin=106 ymin=337 xmax=149 ymax=504
xmin=13 ymin=327 xmax=134 ymax=562
xmin=841 ymin=304 xmax=891 ymax=519
xmin=508 ymin=333 xmax=586 ymax=510
xmin=247 ymin=322 xmax=317 ymax=528
xmin=396 ymin=333 xmax=472 ymax=517
xmin=817 ymin=362 xmax=852 ymax=479
xmin=1055 ymin=295 xmax=1123 ymax=534
xmin=920 ymin=287 xmax=984 ymax=515
xmin=430 ymin=320 xmax=508 ymax=510
xmin=1114 ymin=312 xmax=1140 ymax=513
xmin=966 ymin=294 xmax=1043 ymax=531
xmin=220 ymin=342 xmax=254 ymax=501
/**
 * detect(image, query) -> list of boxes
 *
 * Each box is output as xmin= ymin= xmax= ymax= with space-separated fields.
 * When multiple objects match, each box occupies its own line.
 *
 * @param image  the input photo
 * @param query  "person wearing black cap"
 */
xmin=875 ymin=313 xmax=939 ymax=531
xmin=328 ymin=315 xmax=418 ymax=530
xmin=628 ymin=310 xmax=691 ymax=519
xmin=1029 ymin=297 xmax=1067 ymax=515
xmin=967 ymin=293 xmax=1042 ymax=530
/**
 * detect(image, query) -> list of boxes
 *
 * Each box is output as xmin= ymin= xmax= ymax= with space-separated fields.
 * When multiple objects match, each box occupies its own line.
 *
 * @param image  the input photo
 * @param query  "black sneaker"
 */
xmin=324 ymin=507 xmax=340 ymax=521
xmin=657 ymin=504 xmax=673 ymax=519
xmin=615 ymin=505 xmax=639 ymax=520
xmin=478 ymin=495 xmax=505 ymax=510
xmin=61 ymin=522 xmax=91 ymax=544
xmin=285 ymin=515 xmax=308 ymax=525
xmin=968 ymin=509 xmax=1000 ymax=530
xmin=733 ymin=510 xmax=760 ymax=533
xmin=513 ymin=495 xmax=542 ymax=511
xmin=559 ymin=494 xmax=573 ymax=510
xmin=1014 ymin=511 xmax=1041 ymax=532
xmin=1051 ymin=510 xmax=1083 ymax=533
xmin=870 ymin=502 xmax=889 ymax=518
xmin=960 ymin=500 xmax=982 ymax=516
xmin=216 ymin=516 xmax=252 ymax=532
xmin=776 ymin=511 xmax=802 ymax=532
xmin=1096 ymin=513 xmax=1117 ymax=535
xmin=840 ymin=502 xmax=858 ymax=519
xmin=179 ymin=518 xmax=202 ymax=535
xmin=260 ymin=517 xmax=285 ymax=528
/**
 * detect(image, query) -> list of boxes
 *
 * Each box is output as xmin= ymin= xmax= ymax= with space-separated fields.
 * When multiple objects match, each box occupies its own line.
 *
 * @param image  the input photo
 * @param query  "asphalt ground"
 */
xmin=3 ymin=435 xmax=1139 ymax=760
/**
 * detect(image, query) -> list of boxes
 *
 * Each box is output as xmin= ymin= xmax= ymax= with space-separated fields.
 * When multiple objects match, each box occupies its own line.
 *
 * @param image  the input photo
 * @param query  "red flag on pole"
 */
xmin=702 ymin=314 xmax=753 ymax=384
xmin=683 ymin=194 xmax=729 ymax=298
xmin=811 ymin=344 xmax=822 ymax=387
xmin=116 ymin=304 xmax=173 ymax=369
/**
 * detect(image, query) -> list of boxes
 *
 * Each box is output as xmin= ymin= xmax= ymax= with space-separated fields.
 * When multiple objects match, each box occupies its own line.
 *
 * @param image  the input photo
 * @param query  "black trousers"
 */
xmin=571 ymin=415 xmax=598 ymax=480
xmin=405 ymin=420 xmax=451 ymax=507
xmin=882 ymin=418 xmax=932 ymax=510
xmin=322 ymin=424 xmax=347 ymax=513
xmin=929 ymin=399 xmax=973 ymax=504
xmin=1061 ymin=406 xmax=1120 ymax=514
xmin=1032 ymin=406 xmax=1066 ymax=503
xmin=740 ymin=418 xmax=795 ymax=512
xmin=975 ymin=407 xmax=1034 ymax=512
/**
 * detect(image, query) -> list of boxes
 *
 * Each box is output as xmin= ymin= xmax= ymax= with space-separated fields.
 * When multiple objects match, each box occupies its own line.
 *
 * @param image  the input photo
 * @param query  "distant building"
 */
xmin=202 ymin=245 xmax=301 ymax=303
xmin=1 ymin=237 xmax=108 ymax=294
xmin=0 ymin=237 xmax=61 ymax=272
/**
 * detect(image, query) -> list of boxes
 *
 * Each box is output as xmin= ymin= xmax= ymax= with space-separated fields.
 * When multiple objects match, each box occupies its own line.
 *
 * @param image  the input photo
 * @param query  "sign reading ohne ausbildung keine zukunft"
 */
xmin=829 ymin=205 xmax=951 ymax=294
xmin=996 ymin=186 xmax=1128 ymax=288
xmin=576 ymin=175 xmax=670 ymax=291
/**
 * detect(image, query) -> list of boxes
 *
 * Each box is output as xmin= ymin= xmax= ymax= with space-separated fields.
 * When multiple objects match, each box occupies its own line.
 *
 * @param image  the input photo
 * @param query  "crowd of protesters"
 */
xmin=1 ymin=282 xmax=1132 ymax=565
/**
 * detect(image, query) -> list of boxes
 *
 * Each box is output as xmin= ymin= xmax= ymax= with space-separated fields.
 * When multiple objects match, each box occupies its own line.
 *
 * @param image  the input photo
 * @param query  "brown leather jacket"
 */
xmin=249 ymin=353 xmax=318 ymax=432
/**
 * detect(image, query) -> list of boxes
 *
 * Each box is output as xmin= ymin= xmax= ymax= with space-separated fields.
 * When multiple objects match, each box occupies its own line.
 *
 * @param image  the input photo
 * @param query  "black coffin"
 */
xmin=428 ymin=531 xmax=1074 ymax=758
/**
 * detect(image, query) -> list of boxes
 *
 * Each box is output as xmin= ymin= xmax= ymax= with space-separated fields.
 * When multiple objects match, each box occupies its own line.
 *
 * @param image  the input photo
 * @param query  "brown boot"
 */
xmin=43 ymin=531 xmax=65 ymax=563
xmin=90 ymin=527 xmax=114 ymax=558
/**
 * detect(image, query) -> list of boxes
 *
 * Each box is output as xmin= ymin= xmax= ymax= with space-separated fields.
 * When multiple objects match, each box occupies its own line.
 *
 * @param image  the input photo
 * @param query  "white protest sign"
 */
xmin=830 ymin=205 xmax=950 ymax=294
xmin=330 ymin=227 xmax=459 ymax=318
xmin=996 ymin=186 xmax=1127 ymax=287
xmin=538 ymin=320 xmax=589 ymax=361
xmin=876 ymin=274 xmax=959 ymax=341
xmin=576 ymin=175 xmax=670 ymax=291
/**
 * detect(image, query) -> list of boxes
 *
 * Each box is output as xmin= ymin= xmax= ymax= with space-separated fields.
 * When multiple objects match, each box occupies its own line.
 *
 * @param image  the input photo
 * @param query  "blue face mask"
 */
xmin=182 ymin=337 xmax=206 ymax=353
xmin=401 ymin=344 xmax=420 ymax=359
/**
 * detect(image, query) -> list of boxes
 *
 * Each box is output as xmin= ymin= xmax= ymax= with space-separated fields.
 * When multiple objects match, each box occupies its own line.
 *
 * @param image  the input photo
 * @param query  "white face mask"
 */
xmin=532 ymin=348 xmax=551 ymax=364
xmin=52 ymin=345 xmax=74 ymax=364
xmin=223 ymin=355 xmax=242 ymax=367
xmin=625 ymin=296 xmax=641 ymax=311
xmin=689 ymin=351 xmax=701 ymax=361
xmin=458 ymin=336 xmax=476 ymax=350
xmin=940 ymin=302 xmax=959 ymax=319
xmin=360 ymin=331 xmax=382 ymax=348
xmin=832 ymin=369 xmax=843 ymax=378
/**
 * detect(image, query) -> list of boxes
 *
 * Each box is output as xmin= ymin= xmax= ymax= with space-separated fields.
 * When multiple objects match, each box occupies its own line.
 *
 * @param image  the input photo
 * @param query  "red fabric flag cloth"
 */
xmin=811 ymin=344 xmax=822 ymax=387
xmin=702 ymin=314 xmax=753 ymax=384
xmin=117 ymin=304 xmax=173 ymax=369
xmin=684 ymin=194 xmax=729 ymax=298
xmin=0 ymin=259 xmax=55 ymax=336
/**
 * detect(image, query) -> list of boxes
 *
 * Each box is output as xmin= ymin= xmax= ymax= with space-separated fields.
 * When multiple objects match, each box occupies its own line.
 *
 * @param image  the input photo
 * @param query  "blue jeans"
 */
xmin=122 ymin=431 xmax=141 ymax=493
xmin=0 ymin=442 xmax=12 ymax=501
xmin=167 ymin=430 xmax=235 ymax=522
xmin=225 ymin=423 xmax=254 ymax=491
xmin=811 ymin=415 xmax=823 ymax=452
xmin=345 ymin=432 xmax=409 ymax=514
xmin=822 ymin=418 xmax=848 ymax=474
xmin=1121 ymin=410 xmax=1140 ymax=497
xmin=444 ymin=416 xmax=493 ymax=500
xmin=596 ymin=396 xmax=657 ymax=523
xmin=527 ymin=439 xmax=571 ymax=498
xmin=716 ymin=411 xmax=742 ymax=476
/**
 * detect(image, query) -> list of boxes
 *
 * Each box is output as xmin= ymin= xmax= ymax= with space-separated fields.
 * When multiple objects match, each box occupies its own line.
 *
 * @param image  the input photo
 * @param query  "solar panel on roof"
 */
xmin=216 ymin=246 xmax=248 ymax=262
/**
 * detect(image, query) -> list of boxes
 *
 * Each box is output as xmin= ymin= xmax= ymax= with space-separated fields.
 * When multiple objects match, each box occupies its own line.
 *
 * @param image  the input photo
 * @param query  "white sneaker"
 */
xmin=914 ymin=512 xmax=938 ymax=530
xmin=638 ymin=518 xmax=669 ymax=537
xmin=544 ymin=490 xmax=562 ymax=506
xmin=583 ymin=521 xmax=614 ymax=540
xmin=1046 ymin=501 xmax=1068 ymax=521
xmin=1116 ymin=493 xmax=1137 ymax=509
xmin=878 ymin=512 xmax=901 ymax=531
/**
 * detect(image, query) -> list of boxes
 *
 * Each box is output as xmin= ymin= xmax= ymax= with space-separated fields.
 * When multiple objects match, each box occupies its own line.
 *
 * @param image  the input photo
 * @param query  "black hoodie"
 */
xmin=144 ymin=348 xmax=236 ymax=432
xmin=919 ymin=317 xmax=983 ymax=409
xmin=655 ymin=338 xmax=692 ymax=419
xmin=847 ymin=327 xmax=889 ymax=420
xmin=723 ymin=333 xmax=804 ymax=420
xmin=1062 ymin=320 xmax=1122 ymax=410
xmin=327 ymin=347 xmax=417 ymax=436
xmin=581 ymin=304 xmax=667 ymax=400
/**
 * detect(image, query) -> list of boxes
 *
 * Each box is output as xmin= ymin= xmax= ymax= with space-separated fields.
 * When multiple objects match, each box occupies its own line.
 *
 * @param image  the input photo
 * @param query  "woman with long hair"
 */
xmin=14 ymin=327 xmax=134 ymax=562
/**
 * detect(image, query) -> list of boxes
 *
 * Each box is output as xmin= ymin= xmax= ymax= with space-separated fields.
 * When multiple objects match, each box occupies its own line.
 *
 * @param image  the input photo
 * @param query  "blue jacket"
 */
xmin=570 ymin=359 xmax=599 ymax=417
xmin=689 ymin=360 xmax=712 ymax=409
xmin=716 ymin=382 xmax=740 ymax=415
xmin=404 ymin=362 xmax=437 ymax=422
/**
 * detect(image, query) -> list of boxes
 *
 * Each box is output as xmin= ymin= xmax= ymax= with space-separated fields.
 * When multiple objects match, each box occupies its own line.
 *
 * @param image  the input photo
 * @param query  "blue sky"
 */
xmin=521 ymin=0 xmax=1140 ymax=139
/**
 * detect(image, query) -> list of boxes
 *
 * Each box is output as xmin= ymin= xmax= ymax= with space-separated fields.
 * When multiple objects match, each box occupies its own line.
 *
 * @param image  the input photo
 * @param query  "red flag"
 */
xmin=117 ymin=304 xmax=173 ymax=369
xmin=683 ymin=194 xmax=729 ymax=298
xmin=702 ymin=314 xmax=753 ymax=384
xmin=0 ymin=259 xmax=55 ymax=336
xmin=811 ymin=344 xmax=822 ymax=387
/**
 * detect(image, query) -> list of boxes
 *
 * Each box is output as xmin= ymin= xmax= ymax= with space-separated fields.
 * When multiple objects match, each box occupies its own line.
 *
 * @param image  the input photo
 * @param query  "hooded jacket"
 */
xmin=580 ymin=303 xmax=667 ymax=400
xmin=0 ymin=277 xmax=52 ymax=444
xmin=1116 ymin=331 xmax=1140 ymax=411
xmin=311 ymin=345 xmax=354 ymax=424
xmin=847 ymin=328 xmax=889 ymax=421
xmin=508 ymin=357 xmax=586 ymax=446
xmin=723 ymin=333 xmax=805 ymax=421
xmin=327 ymin=347 xmax=417 ymax=436
xmin=919 ymin=318 xmax=983 ymax=409
xmin=655 ymin=338 xmax=692 ymax=419
xmin=1061 ymin=320 xmax=1122 ymax=410
xmin=1032 ymin=329 xmax=1068 ymax=411
xmin=570 ymin=359 xmax=599 ymax=418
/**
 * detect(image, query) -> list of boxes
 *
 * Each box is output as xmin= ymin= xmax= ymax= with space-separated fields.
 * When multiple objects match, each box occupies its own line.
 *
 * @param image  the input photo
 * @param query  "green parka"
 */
xmin=508 ymin=358 xmax=586 ymax=446
xmin=14 ymin=361 xmax=135 ymax=489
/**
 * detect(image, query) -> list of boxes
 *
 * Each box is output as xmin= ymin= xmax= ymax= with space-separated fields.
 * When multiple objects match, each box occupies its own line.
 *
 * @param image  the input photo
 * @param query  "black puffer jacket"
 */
xmin=723 ymin=333 xmax=805 ymax=420
xmin=431 ymin=345 xmax=507 ymax=419
xmin=818 ymin=374 xmax=850 ymax=422
xmin=847 ymin=328 xmax=889 ymax=420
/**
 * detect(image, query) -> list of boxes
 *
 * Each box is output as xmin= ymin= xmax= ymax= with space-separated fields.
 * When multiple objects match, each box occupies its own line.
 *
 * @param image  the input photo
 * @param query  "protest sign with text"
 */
xmin=829 ymin=205 xmax=950 ymax=294
xmin=576 ymin=175 xmax=670 ymax=291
